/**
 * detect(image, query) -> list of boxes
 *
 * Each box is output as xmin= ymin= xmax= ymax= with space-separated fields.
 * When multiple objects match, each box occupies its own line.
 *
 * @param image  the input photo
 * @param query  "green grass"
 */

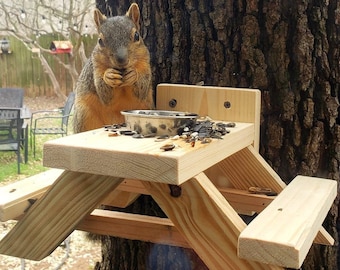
xmin=0 ymin=117 xmax=74 ymax=184
xmin=0 ymin=135 xmax=59 ymax=183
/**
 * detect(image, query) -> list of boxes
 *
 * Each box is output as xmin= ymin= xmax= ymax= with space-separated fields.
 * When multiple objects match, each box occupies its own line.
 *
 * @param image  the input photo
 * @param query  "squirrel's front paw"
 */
xmin=104 ymin=68 xmax=123 ymax=87
xmin=122 ymin=68 xmax=137 ymax=86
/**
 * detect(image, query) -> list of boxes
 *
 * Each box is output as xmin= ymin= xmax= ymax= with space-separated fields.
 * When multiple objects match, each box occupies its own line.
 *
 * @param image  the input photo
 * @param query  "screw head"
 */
xmin=169 ymin=99 xmax=177 ymax=108
xmin=224 ymin=101 xmax=231 ymax=109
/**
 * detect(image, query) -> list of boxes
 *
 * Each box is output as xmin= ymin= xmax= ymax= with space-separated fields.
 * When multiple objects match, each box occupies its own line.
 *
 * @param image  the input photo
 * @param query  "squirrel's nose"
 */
xmin=116 ymin=47 xmax=128 ymax=66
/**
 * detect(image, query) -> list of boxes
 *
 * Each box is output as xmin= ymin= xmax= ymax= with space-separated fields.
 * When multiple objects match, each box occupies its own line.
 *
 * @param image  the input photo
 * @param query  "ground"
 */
xmin=0 ymin=96 xmax=101 ymax=270
xmin=25 ymin=95 xmax=66 ymax=112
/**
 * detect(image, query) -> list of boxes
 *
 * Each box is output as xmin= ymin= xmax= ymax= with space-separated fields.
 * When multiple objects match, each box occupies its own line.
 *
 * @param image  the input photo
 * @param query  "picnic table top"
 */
xmin=43 ymin=121 xmax=254 ymax=185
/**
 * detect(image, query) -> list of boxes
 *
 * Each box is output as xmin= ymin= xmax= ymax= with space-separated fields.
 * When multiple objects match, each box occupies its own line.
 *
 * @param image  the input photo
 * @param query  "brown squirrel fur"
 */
xmin=73 ymin=3 xmax=154 ymax=133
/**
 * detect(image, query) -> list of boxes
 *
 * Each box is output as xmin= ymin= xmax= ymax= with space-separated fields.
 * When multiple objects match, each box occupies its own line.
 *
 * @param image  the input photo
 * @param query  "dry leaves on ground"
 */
xmin=0 ymin=221 xmax=101 ymax=270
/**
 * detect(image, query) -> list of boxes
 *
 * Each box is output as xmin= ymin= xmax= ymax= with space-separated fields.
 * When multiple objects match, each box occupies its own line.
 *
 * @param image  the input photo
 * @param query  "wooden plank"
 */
xmin=0 ymin=169 xmax=63 ymax=221
xmin=1 ymin=171 xmax=332 ymax=249
xmin=209 ymin=145 xmax=286 ymax=193
xmin=314 ymin=227 xmax=334 ymax=245
xmin=43 ymin=122 xmax=254 ymax=185
xmin=156 ymin=83 xmax=261 ymax=151
xmin=77 ymin=209 xmax=190 ymax=248
xmin=101 ymin=189 xmax=141 ymax=208
xmin=104 ymin=180 xmax=274 ymax=214
xmin=78 ymin=198 xmax=332 ymax=250
xmin=143 ymin=172 xmax=282 ymax=270
xmin=203 ymin=144 xmax=285 ymax=190
xmin=238 ymin=176 xmax=337 ymax=269
xmin=0 ymin=171 xmax=123 ymax=261
xmin=115 ymin=178 xmax=147 ymax=194
xmin=214 ymin=145 xmax=333 ymax=245
xmin=219 ymin=187 xmax=274 ymax=214
xmin=101 ymin=179 xmax=144 ymax=208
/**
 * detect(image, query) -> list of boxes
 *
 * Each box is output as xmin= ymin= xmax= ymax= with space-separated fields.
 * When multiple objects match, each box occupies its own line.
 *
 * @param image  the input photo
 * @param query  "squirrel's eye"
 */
xmin=134 ymin=31 xmax=140 ymax=42
xmin=98 ymin=38 xmax=105 ymax=47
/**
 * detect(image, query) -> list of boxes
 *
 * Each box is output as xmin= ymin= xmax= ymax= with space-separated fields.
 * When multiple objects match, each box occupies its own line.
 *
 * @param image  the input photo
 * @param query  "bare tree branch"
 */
xmin=0 ymin=0 xmax=96 ymax=97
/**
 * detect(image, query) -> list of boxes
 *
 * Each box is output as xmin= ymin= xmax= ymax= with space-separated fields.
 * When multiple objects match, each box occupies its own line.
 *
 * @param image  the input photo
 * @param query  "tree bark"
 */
xmin=95 ymin=0 xmax=340 ymax=269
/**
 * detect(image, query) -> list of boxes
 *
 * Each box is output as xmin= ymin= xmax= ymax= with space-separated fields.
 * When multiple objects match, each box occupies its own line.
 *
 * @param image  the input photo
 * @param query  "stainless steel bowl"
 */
xmin=121 ymin=110 xmax=199 ymax=136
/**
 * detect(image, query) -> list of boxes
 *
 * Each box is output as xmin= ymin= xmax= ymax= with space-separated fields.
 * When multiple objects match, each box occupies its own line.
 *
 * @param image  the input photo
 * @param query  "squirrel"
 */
xmin=73 ymin=3 xmax=154 ymax=133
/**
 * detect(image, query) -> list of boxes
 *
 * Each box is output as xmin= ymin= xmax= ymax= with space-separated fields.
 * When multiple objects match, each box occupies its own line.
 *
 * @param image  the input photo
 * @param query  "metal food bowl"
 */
xmin=121 ymin=110 xmax=199 ymax=136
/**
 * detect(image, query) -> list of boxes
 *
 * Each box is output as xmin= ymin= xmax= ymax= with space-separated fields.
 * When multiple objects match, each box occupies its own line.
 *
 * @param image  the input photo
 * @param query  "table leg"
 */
xmin=0 ymin=170 xmax=123 ymax=261
xmin=206 ymin=145 xmax=333 ymax=245
xmin=143 ymin=173 xmax=282 ymax=270
xmin=24 ymin=123 xmax=28 ymax=163
xmin=206 ymin=145 xmax=286 ymax=192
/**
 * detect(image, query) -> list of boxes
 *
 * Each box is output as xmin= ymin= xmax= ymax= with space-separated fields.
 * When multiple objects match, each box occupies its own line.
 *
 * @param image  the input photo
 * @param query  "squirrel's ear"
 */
xmin=93 ymin=9 xmax=106 ymax=32
xmin=126 ymin=3 xmax=140 ymax=31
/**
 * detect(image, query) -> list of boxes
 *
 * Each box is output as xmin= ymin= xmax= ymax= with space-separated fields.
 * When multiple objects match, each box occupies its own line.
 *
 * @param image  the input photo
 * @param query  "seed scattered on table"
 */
xmin=104 ymin=118 xmax=236 ymax=146
xmin=160 ymin=143 xmax=176 ymax=151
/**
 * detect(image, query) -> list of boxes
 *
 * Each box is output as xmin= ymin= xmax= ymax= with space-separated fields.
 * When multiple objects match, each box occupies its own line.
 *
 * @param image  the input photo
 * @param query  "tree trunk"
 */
xmin=95 ymin=0 xmax=340 ymax=269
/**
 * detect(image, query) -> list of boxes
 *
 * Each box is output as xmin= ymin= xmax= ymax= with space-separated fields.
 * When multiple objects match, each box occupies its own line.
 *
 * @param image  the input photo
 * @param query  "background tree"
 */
xmin=95 ymin=1 xmax=340 ymax=269
xmin=0 ymin=0 xmax=96 ymax=98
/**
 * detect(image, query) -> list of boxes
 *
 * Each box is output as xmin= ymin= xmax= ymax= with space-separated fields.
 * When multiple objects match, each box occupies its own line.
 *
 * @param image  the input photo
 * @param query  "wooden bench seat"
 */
xmin=0 ymin=169 xmax=63 ymax=221
xmin=238 ymin=175 xmax=337 ymax=269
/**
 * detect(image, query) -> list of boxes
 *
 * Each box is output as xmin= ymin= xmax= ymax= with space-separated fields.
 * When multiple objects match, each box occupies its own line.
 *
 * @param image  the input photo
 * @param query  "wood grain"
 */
xmin=0 ymin=169 xmax=63 ymax=221
xmin=0 ymin=83 xmax=333 ymax=269
xmin=215 ymin=145 xmax=333 ymax=245
xmin=238 ymin=176 xmax=337 ymax=268
xmin=143 ymin=172 xmax=282 ymax=270
xmin=43 ymin=122 xmax=254 ymax=185
xmin=104 ymin=180 xmax=274 ymax=214
xmin=210 ymin=145 xmax=286 ymax=193
xmin=156 ymin=83 xmax=261 ymax=151
xmin=101 ymin=189 xmax=141 ymax=208
xmin=2 ymin=173 xmax=331 ymax=253
xmin=0 ymin=171 xmax=123 ymax=260
xmin=77 ymin=209 xmax=190 ymax=248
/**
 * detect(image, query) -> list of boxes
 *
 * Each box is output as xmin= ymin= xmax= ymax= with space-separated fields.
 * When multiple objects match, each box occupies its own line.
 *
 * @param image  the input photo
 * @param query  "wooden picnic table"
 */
xmin=0 ymin=84 xmax=336 ymax=269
